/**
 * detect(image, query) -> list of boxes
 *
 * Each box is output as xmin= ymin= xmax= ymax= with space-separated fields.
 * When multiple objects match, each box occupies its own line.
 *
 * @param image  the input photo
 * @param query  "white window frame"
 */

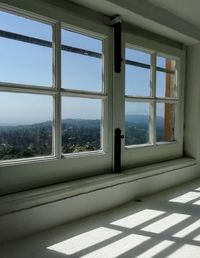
xmin=0 ymin=4 xmax=113 ymax=195
xmin=56 ymin=22 xmax=110 ymax=159
xmin=0 ymin=2 xmax=186 ymax=195
xmin=116 ymin=32 xmax=185 ymax=169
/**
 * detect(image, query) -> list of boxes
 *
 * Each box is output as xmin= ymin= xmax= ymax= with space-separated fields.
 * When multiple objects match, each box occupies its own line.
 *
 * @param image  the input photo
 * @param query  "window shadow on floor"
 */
xmin=1 ymin=180 xmax=200 ymax=258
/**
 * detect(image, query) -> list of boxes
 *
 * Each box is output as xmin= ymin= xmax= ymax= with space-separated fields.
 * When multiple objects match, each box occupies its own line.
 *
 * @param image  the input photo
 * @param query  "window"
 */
xmin=0 ymin=7 xmax=112 ymax=194
xmin=0 ymin=4 xmax=185 ymax=194
xmin=0 ymin=92 xmax=53 ymax=160
xmin=125 ymin=48 xmax=152 ymax=146
xmin=0 ymin=10 xmax=52 ymax=86
xmin=61 ymin=28 xmax=104 ymax=155
xmin=0 ymin=10 xmax=108 ymax=160
xmin=125 ymin=47 xmax=178 ymax=146
xmin=120 ymin=34 xmax=184 ymax=168
xmin=0 ymin=10 xmax=54 ymax=161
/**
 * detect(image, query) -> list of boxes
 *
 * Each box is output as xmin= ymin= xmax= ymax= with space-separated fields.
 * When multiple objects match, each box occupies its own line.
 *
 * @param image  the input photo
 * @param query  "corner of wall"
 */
xmin=184 ymin=44 xmax=200 ymax=162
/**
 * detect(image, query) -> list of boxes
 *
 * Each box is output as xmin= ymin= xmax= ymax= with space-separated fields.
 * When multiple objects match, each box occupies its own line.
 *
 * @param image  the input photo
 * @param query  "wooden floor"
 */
xmin=1 ymin=178 xmax=200 ymax=258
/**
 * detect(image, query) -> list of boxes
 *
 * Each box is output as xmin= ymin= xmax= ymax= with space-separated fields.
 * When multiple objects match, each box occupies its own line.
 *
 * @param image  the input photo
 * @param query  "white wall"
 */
xmin=184 ymin=44 xmax=200 ymax=160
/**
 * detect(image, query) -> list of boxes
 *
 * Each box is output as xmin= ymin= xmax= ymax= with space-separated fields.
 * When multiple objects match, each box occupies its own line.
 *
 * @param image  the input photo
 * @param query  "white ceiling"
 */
xmin=70 ymin=0 xmax=200 ymax=46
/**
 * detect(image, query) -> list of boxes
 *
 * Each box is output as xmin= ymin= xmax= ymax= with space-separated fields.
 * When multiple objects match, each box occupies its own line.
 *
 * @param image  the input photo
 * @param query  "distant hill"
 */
xmin=125 ymin=115 xmax=164 ymax=127
xmin=0 ymin=118 xmax=100 ymax=130
xmin=0 ymin=116 xmax=165 ymax=160
xmin=125 ymin=114 xmax=149 ymax=124
xmin=0 ymin=115 xmax=164 ymax=131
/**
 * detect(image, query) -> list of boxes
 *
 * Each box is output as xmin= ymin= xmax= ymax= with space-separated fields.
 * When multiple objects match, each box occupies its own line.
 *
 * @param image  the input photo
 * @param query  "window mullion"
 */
xmin=53 ymin=21 xmax=62 ymax=159
xmin=150 ymin=52 xmax=156 ymax=145
xmin=125 ymin=96 xmax=154 ymax=102
xmin=60 ymin=89 xmax=107 ymax=99
xmin=0 ymin=83 xmax=56 ymax=95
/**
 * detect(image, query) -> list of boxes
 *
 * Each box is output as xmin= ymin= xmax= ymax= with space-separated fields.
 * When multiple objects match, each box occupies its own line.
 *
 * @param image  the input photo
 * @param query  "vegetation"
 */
xmin=0 ymin=121 xmax=52 ymax=160
xmin=125 ymin=115 xmax=149 ymax=145
xmin=0 ymin=119 xmax=101 ymax=160
xmin=62 ymin=119 xmax=100 ymax=153
xmin=0 ymin=116 xmax=164 ymax=160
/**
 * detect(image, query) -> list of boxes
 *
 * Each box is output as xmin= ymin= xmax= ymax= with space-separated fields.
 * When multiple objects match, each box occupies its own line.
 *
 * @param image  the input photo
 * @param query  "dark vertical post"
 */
xmin=114 ymin=128 xmax=124 ymax=173
xmin=112 ymin=16 xmax=122 ymax=73
xmin=112 ymin=16 xmax=123 ymax=172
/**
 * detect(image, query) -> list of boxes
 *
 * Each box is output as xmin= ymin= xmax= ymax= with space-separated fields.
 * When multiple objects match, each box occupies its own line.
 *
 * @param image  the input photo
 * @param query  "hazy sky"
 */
xmin=0 ymin=10 xmax=168 ymax=125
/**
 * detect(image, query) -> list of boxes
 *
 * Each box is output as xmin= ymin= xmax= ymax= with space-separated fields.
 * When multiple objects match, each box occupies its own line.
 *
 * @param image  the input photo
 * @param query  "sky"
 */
xmin=0 ymin=10 xmax=173 ymax=125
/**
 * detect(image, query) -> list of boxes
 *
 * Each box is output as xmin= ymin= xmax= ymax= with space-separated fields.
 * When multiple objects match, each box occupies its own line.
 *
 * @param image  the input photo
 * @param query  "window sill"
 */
xmin=125 ymin=141 xmax=178 ymax=150
xmin=0 ymin=157 xmax=196 ymax=216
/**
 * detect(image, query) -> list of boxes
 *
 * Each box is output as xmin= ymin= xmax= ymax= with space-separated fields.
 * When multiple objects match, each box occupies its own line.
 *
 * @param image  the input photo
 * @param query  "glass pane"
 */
xmin=156 ymin=57 xmax=177 ymax=98
xmin=61 ymin=29 xmax=102 ymax=92
xmin=0 ymin=11 xmax=52 ymax=86
xmin=156 ymin=71 xmax=176 ymax=98
xmin=62 ymin=29 xmax=102 ymax=53
xmin=125 ymin=48 xmax=151 ymax=96
xmin=125 ymin=65 xmax=150 ymax=96
xmin=0 ymin=93 xmax=53 ymax=160
xmin=125 ymin=102 xmax=150 ymax=145
xmin=0 ymin=11 xmax=52 ymax=40
xmin=157 ymin=56 xmax=176 ymax=69
xmin=156 ymin=103 xmax=175 ymax=142
xmin=62 ymin=97 xmax=101 ymax=153
xmin=126 ymin=48 xmax=150 ymax=64
xmin=0 ymin=39 xmax=52 ymax=86
xmin=157 ymin=56 xmax=166 ymax=68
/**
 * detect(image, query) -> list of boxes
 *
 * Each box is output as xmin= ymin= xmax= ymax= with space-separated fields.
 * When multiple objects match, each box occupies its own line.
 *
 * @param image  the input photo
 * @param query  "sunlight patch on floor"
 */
xmin=169 ymin=191 xmax=200 ymax=203
xmin=80 ymin=234 xmax=150 ymax=258
xmin=193 ymin=199 xmax=200 ymax=205
xmin=136 ymin=240 xmax=174 ymax=258
xmin=47 ymin=227 xmax=121 ymax=255
xmin=141 ymin=213 xmax=190 ymax=233
xmin=110 ymin=209 xmax=164 ymax=229
xmin=193 ymin=235 xmax=200 ymax=241
xmin=173 ymin=219 xmax=200 ymax=238
xmin=168 ymin=244 xmax=200 ymax=258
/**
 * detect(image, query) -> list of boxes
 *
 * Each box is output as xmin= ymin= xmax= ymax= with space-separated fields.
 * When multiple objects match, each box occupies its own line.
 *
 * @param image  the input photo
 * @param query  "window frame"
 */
xmin=0 ymin=7 xmax=111 ymax=161
xmin=117 ymin=32 xmax=185 ymax=169
xmin=0 ymin=2 xmax=186 ymax=195
xmin=57 ymin=22 xmax=109 ymax=158
xmin=0 ymin=4 xmax=113 ymax=195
